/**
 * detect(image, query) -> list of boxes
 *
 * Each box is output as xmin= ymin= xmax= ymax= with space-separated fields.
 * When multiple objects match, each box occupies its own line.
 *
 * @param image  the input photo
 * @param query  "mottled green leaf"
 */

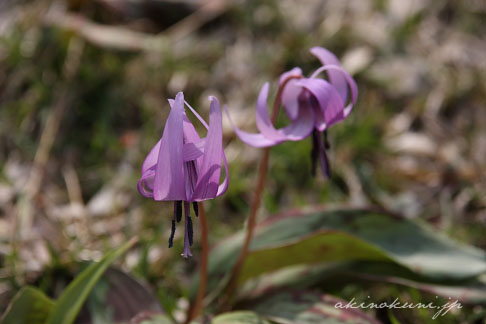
xmin=353 ymin=271 xmax=486 ymax=304
xmin=239 ymin=262 xmax=349 ymax=300
xmin=240 ymin=261 xmax=486 ymax=304
xmin=202 ymin=209 xmax=486 ymax=294
xmin=45 ymin=237 xmax=137 ymax=324
xmin=212 ymin=311 xmax=271 ymax=324
xmin=0 ymin=287 xmax=54 ymax=324
xmin=250 ymin=291 xmax=380 ymax=324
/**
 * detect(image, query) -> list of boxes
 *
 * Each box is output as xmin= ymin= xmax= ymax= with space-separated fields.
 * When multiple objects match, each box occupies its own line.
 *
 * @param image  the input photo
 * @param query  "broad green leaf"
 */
xmin=0 ymin=287 xmax=54 ymax=324
xmin=250 ymin=291 xmax=380 ymax=324
xmin=202 ymin=209 xmax=486 ymax=294
xmin=240 ymin=261 xmax=486 ymax=304
xmin=239 ymin=231 xmax=387 ymax=283
xmin=212 ymin=311 xmax=270 ymax=324
xmin=352 ymin=270 xmax=486 ymax=304
xmin=45 ymin=237 xmax=137 ymax=324
xmin=239 ymin=262 xmax=351 ymax=300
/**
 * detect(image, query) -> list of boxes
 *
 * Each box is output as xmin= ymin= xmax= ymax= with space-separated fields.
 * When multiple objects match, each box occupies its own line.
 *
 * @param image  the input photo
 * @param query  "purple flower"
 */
xmin=138 ymin=92 xmax=229 ymax=257
xmin=225 ymin=47 xmax=358 ymax=177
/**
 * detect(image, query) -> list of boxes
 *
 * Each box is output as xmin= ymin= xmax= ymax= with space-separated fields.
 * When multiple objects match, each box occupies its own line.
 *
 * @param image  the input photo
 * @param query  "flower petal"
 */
xmin=225 ymin=83 xmax=314 ymax=147
xmin=296 ymin=78 xmax=345 ymax=128
xmin=310 ymin=47 xmax=348 ymax=103
xmin=216 ymin=150 xmax=229 ymax=197
xmin=191 ymin=96 xmax=223 ymax=200
xmin=255 ymin=83 xmax=287 ymax=142
xmin=183 ymin=140 xmax=205 ymax=162
xmin=184 ymin=100 xmax=210 ymax=129
xmin=223 ymin=104 xmax=280 ymax=148
xmin=182 ymin=113 xmax=202 ymax=143
xmin=182 ymin=102 xmax=208 ymax=169
xmin=279 ymin=67 xmax=303 ymax=121
xmin=278 ymin=92 xmax=315 ymax=140
xmin=142 ymin=112 xmax=207 ymax=173
xmin=141 ymin=139 xmax=161 ymax=174
xmin=137 ymin=167 xmax=155 ymax=198
xmin=310 ymin=64 xmax=358 ymax=118
xmin=153 ymin=92 xmax=186 ymax=201
xmin=281 ymin=79 xmax=303 ymax=121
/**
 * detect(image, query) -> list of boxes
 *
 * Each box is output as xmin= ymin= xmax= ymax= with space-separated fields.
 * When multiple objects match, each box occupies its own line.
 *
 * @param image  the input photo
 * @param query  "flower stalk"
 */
xmin=187 ymin=202 xmax=208 ymax=323
xmin=220 ymin=75 xmax=300 ymax=308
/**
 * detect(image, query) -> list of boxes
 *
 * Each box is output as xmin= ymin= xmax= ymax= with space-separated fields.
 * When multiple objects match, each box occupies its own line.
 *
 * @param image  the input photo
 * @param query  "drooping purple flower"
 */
xmin=225 ymin=47 xmax=358 ymax=177
xmin=138 ymin=92 xmax=229 ymax=257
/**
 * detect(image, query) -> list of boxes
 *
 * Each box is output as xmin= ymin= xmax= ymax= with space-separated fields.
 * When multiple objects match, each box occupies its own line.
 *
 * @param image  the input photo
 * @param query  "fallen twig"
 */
xmin=43 ymin=0 xmax=230 ymax=52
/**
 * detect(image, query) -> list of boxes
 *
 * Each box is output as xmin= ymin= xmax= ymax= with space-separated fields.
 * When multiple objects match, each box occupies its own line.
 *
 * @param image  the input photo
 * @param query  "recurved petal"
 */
xmin=223 ymin=104 xmax=280 ymax=148
xmin=322 ymin=65 xmax=358 ymax=118
xmin=280 ymin=67 xmax=303 ymax=120
xmin=310 ymin=47 xmax=348 ymax=103
xmin=278 ymin=94 xmax=315 ymax=141
xmin=297 ymin=78 xmax=345 ymax=128
xmin=137 ymin=168 xmax=155 ymax=198
xmin=281 ymin=78 xmax=303 ymax=121
xmin=191 ymin=96 xmax=223 ymax=200
xmin=225 ymin=83 xmax=314 ymax=147
xmin=311 ymin=64 xmax=358 ymax=118
xmin=141 ymin=139 xmax=161 ymax=174
xmin=153 ymin=92 xmax=186 ymax=201
xmin=256 ymin=83 xmax=287 ymax=142
xmin=216 ymin=150 xmax=229 ymax=197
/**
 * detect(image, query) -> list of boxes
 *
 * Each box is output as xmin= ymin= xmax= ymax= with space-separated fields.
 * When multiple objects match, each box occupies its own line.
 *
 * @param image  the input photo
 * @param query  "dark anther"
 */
xmin=175 ymin=201 xmax=182 ymax=222
xmin=187 ymin=216 xmax=194 ymax=246
xmin=323 ymin=130 xmax=330 ymax=150
xmin=322 ymin=150 xmax=332 ymax=178
xmin=310 ymin=130 xmax=318 ymax=177
xmin=168 ymin=219 xmax=176 ymax=248
xmin=192 ymin=202 xmax=199 ymax=217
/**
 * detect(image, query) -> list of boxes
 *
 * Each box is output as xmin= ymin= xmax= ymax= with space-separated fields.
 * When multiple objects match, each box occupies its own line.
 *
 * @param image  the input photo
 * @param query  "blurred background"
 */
xmin=0 ymin=0 xmax=485 ymax=323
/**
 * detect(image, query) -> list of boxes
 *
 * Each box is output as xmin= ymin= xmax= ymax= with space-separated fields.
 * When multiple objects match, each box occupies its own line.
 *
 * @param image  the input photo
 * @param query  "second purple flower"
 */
xmin=225 ymin=47 xmax=358 ymax=177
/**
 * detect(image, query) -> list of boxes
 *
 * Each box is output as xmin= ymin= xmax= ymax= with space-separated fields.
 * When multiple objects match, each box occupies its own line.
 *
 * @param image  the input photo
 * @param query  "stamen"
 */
xmin=323 ymin=130 xmax=330 ymax=149
xmin=175 ymin=200 xmax=182 ymax=223
xmin=182 ymin=201 xmax=193 ymax=258
xmin=316 ymin=131 xmax=331 ymax=178
xmin=168 ymin=219 xmax=176 ymax=248
xmin=322 ymin=150 xmax=331 ymax=178
xmin=188 ymin=215 xmax=194 ymax=246
xmin=310 ymin=130 xmax=318 ymax=177
xmin=192 ymin=202 xmax=199 ymax=217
